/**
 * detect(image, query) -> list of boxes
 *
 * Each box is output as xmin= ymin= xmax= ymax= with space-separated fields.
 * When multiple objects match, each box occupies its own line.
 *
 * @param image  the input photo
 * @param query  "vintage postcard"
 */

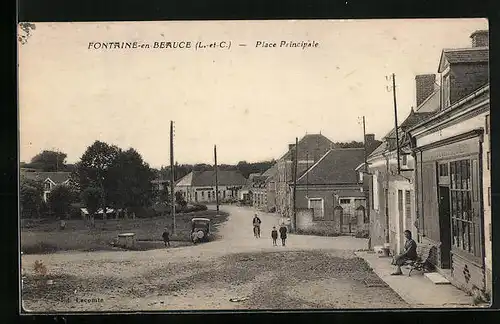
xmin=18 ymin=18 xmax=491 ymax=312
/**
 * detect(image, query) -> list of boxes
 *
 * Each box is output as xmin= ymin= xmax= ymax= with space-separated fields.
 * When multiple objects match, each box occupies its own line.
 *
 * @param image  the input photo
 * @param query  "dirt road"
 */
xmin=22 ymin=206 xmax=408 ymax=311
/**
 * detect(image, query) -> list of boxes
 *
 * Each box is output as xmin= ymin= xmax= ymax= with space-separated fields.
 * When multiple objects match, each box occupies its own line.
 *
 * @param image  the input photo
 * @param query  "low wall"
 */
xmin=296 ymin=208 xmax=338 ymax=235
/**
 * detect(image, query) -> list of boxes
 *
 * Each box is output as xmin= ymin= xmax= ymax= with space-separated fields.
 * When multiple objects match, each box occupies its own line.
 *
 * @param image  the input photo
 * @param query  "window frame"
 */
xmin=448 ymin=158 xmax=480 ymax=258
xmin=308 ymin=197 xmax=325 ymax=219
xmin=339 ymin=198 xmax=351 ymax=205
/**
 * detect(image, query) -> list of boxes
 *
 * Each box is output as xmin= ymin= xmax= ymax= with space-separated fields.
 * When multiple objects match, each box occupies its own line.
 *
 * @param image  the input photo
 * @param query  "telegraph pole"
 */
xmin=293 ymin=137 xmax=298 ymax=232
xmin=170 ymin=121 xmax=176 ymax=234
xmin=214 ymin=145 xmax=220 ymax=212
xmin=391 ymin=73 xmax=401 ymax=174
xmin=305 ymin=152 xmax=309 ymax=199
xmin=362 ymin=116 xmax=371 ymax=249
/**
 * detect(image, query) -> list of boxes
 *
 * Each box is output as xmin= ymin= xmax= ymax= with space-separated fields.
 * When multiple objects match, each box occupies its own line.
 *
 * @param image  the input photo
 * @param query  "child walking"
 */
xmin=271 ymin=226 xmax=278 ymax=246
xmin=162 ymin=228 xmax=170 ymax=247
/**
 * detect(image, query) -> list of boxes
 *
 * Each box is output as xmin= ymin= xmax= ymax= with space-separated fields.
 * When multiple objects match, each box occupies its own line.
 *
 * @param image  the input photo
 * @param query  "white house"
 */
xmin=175 ymin=170 xmax=247 ymax=203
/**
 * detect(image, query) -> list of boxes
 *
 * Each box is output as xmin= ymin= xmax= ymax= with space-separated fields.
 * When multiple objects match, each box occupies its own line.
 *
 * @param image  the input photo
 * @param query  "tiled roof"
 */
xmin=439 ymin=47 xmax=489 ymax=72
xmin=367 ymin=142 xmax=387 ymax=159
xmin=22 ymin=171 xmax=71 ymax=184
xmin=444 ymin=48 xmax=489 ymax=64
xmin=400 ymin=110 xmax=436 ymax=130
xmin=297 ymin=148 xmax=364 ymax=185
xmin=183 ymin=170 xmax=247 ymax=187
xmin=282 ymin=133 xmax=335 ymax=161
xmin=369 ymin=109 xmax=435 ymax=158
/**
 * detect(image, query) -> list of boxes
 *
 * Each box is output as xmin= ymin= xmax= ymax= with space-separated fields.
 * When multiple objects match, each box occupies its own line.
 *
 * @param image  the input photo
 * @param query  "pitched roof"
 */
xmin=297 ymin=148 xmax=364 ymax=185
xmin=282 ymin=133 xmax=335 ymax=161
xmin=438 ymin=47 xmax=489 ymax=72
xmin=22 ymin=172 xmax=71 ymax=184
xmin=400 ymin=109 xmax=436 ymax=130
xmin=178 ymin=170 xmax=247 ymax=187
xmin=370 ymin=109 xmax=435 ymax=158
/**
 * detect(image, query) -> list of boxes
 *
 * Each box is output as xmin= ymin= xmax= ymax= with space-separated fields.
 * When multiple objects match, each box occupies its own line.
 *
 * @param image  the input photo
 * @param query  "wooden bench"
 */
xmin=404 ymin=244 xmax=434 ymax=276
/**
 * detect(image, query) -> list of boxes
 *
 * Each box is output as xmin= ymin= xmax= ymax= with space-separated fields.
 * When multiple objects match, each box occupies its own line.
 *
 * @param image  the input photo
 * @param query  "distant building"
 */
xmin=175 ymin=170 xmax=247 ymax=203
xmin=151 ymin=179 xmax=170 ymax=192
xmin=294 ymin=148 xmax=367 ymax=234
xmin=22 ymin=171 xmax=71 ymax=202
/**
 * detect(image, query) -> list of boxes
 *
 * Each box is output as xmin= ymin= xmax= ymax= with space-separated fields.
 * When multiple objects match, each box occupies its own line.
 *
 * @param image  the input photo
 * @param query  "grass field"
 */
xmin=21 ymin=210 xmax=229 ymax=254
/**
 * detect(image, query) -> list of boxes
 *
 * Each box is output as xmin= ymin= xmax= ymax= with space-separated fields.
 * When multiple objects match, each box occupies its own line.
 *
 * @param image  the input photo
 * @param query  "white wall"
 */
xmin=418 ymin=112 xmax=488 ymax=147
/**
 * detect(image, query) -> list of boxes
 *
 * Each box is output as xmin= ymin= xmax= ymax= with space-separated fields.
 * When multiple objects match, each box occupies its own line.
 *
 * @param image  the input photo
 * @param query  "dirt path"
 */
xmin=22 ymin=206 xmax=380 ymax=312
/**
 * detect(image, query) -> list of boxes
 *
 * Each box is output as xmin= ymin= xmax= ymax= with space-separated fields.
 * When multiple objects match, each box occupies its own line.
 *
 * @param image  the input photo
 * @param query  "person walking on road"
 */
xmin=162 ymin=228 xmax=170 ymax=247
xmin=253 ymin=214 xmax=262 ymax=238
xmin=279 ymin=223 xmax=287 ymax=246
xmin=271 ymin=226 xmax=278 ymax=246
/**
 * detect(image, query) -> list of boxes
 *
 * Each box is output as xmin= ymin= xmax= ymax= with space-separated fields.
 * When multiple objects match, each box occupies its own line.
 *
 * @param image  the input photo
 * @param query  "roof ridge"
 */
xmin=443 ymin=47 xmax=489 ymax=52
xmin=296 ymin=149 xmax=332 ymax=182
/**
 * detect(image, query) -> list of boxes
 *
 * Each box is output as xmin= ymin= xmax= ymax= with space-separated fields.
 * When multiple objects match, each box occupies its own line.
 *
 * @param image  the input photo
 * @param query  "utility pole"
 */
xmin=170 ymin=121 xmax=176 ymax=234
xmin=391 ymin=73 xmax=401 ymax=174
xmin=305 ymin=152 xmax=309 ymax=199
xmin=362 ymin=116 xmax=371 ymax=249
xmin=293 ymin=137 xmax=298 ymax=232
xmin=214 ymin=145 xmax=219 ymax=212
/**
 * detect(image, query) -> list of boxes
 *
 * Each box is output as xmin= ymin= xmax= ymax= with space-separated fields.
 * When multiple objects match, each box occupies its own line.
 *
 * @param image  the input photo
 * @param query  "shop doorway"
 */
xmin=439 ymin=185 xmax=451 ymax=269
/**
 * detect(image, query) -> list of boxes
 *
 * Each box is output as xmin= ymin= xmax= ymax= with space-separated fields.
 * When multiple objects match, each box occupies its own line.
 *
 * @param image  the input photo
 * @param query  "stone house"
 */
xmin=294 ymin=148 xmax=367 ymax=235
xmin=272 ymin=134 xmax=335 ymax=218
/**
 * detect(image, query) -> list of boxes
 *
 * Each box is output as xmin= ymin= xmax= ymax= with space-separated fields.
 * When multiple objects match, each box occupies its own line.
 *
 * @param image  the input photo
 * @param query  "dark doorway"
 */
xmin=439 ymin=186 xmax=451 ymax=269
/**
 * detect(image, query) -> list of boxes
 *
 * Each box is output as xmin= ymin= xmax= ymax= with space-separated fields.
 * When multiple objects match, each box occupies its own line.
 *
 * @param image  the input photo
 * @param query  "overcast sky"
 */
xmin=18 ymin=19 xmax=488 ymax=168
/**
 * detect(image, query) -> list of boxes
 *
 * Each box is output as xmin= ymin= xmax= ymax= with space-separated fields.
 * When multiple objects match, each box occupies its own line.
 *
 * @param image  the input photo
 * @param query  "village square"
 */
xmin=19 ymin=21 xmax=491 ymax=311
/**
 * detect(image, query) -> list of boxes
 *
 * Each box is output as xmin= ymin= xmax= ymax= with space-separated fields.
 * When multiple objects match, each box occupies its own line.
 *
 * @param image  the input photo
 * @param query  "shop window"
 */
xmin=450 ymin=159 xmax=479 ymax=256
xmin=439 ymin=164 xmax=449 ymax=176
xmin=340 ymin=199 xmax=351 ymax=204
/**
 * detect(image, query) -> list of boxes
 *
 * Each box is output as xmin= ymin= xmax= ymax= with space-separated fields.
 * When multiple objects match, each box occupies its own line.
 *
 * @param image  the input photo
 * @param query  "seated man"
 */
xmin=391 ymin=230 xmax=418 ymax=275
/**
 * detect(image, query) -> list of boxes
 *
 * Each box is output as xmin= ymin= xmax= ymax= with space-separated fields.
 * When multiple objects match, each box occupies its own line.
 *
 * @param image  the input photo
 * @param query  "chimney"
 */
xmin=415 ymin=74 xmax=436 ymax=107
xmin=471 ymin=30 xmax=489 ymax=48
xmin=364 ymin=133 xmax=375 ymax=145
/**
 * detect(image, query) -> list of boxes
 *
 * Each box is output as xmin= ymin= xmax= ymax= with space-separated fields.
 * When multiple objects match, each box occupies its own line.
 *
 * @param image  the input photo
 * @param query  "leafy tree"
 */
xmin=47 ymin=185 xmax=75 ymax=219
xmin=75 ymin=141 xmax=121 ymax=213
xmin=20 ymin=178 xmax=44 ymax=218
xmin=106 ymin=148 xmax=156 ymax=217
xmin=27 ymin=150 xmax=67 ymax=172
xmin=175 ymin=191 xmax=187 ymax=209
xmin=81 ymin=186 xmax=102 ymax=227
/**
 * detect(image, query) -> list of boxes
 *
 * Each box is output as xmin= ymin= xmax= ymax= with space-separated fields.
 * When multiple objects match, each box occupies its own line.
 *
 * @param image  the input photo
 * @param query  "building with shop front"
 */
xmin=174 ymin=170 xmax=247 ymax=203
xmin=408 ymin=30 xmax=490 ymax=297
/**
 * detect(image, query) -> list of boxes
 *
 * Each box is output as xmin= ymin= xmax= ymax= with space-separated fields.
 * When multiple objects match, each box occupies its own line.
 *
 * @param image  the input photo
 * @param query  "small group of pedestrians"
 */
xmin=253 ymin=214 xmax=288 ymax=246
